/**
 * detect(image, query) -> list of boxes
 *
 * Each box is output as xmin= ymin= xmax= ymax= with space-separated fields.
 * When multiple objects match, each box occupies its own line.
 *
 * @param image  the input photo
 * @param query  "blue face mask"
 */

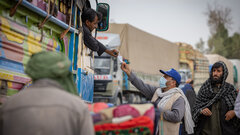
xmin=159 ymin=76 xmax=167 ymax=88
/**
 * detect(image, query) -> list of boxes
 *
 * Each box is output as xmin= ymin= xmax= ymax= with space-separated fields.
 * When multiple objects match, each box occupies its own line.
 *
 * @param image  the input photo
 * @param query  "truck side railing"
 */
xmin=13 ymin=0 xmax=78 ymax=33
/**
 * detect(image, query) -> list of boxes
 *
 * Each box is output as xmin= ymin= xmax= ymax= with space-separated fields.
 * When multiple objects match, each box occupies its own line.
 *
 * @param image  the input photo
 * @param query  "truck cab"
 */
xmin=93 ymin=33 xmax=123 ymax=105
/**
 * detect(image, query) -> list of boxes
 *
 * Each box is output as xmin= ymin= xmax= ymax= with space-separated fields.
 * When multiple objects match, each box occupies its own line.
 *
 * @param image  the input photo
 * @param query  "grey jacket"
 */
xmin=128 ymin=72 xmax=185 ymax=122
xmin=0 ymin=79 xmax=94 ymax=135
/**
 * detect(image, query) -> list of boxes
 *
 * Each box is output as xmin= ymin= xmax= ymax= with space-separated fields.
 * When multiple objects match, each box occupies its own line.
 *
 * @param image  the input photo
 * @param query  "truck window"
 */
xmin=94 ymin=57 xmax=111 ymax=75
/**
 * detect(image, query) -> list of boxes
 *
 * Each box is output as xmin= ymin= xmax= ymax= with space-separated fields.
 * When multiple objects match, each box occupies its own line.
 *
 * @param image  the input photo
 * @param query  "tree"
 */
xmin=207 ymin=23 xmax=229 ymax=56
xmin=205 ymin=3 xmax=232 ymax=35
xmin=195 ymin=38 xmax=205 ymax=53
xmin=227 ymin=33 xmax=240 ymax=59
xmin=207 ymin=23 xmax=240 ymax=59
xmin=205 ymin=2 xmax=240 ymax=58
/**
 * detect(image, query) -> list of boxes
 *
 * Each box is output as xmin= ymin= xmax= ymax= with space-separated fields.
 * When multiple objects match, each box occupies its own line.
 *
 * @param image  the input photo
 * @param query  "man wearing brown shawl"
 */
xmin=193 ymin=61 xmax=240 ymax=135
xmin=0 ymin=51 xmax=94 ymax=135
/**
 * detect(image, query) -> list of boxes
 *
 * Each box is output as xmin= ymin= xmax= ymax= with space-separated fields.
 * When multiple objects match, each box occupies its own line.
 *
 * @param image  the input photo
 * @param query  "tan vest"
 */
xmin=151 ymin=89 xmax=182 ymax=135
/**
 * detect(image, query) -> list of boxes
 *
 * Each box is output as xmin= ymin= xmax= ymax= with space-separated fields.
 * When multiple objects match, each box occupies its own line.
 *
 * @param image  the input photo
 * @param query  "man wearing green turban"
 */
xmin=1 ymin=51 xmax=94 ymax=135
xmin=25 ymin=51 xmax=78 ymax=95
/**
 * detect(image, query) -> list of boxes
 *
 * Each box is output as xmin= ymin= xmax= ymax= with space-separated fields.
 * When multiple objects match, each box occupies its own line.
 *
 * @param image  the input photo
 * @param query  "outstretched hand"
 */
xmin=105 ymin=49 xmax=119 ymax=57
xmin=121 ymin=62 xmax=131 ymax=76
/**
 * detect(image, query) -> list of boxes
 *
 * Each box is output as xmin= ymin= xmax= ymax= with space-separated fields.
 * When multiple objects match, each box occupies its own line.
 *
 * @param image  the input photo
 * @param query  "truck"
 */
xmin=0 ymin=0 xmax=110 ymax=103
xmin=176 ymin=42 xmax=209 ymax=93
xmin=229 ymin=59 xmax=240 ymax=90
xmin=93 ymin=23 xmax=180 ymax=104
xmin=93 ymin=33 xmax=123 ymax=104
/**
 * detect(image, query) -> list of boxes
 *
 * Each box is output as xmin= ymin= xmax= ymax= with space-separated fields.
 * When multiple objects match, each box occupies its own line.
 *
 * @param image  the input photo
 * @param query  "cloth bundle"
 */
xmin=88 ymin=103 xmax=155 ymax=135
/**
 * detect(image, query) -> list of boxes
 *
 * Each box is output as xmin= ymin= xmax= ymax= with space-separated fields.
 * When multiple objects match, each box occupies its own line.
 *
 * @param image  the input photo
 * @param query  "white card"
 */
xmin=118 ymin=55 xmax=123 ymax=63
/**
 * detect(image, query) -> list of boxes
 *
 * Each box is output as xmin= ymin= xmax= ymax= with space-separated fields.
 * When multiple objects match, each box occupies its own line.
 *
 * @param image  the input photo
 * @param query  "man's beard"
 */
xmin=210 ymin=75 xmax=223 ymax=85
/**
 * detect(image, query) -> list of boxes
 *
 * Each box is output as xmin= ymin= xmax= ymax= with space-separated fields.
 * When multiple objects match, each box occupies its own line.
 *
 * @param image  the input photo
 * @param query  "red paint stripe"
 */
xmin=10 ymin=82 xmax=24 ymax=90
xmin=13 ymin=75 xmax=31 ymax=84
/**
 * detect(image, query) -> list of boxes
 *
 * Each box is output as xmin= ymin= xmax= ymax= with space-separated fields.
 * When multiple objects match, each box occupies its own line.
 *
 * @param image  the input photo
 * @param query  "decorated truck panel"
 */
xmin=0 ymin=0 xmax=96 ymax=102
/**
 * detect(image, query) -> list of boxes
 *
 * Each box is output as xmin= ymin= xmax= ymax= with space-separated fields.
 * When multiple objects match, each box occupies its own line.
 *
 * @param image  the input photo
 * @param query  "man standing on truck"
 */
xmin=81 ymin=8 xmax=118 ymax=57
xmin=192 ymin=61 xmax=240 ymax=135
xmin=0 ymin=51 xmax=94 ymax=135
xmin=121 ymin=62 xmax=194 ymax=135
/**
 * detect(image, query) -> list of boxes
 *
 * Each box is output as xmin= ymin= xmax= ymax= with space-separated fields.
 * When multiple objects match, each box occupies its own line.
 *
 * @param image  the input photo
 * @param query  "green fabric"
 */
xmin=25 ymin=51 xmax=78 ymax=95
xmin=202 ymin=87 xmax=222 ymax=135
xmin=7 ymin=89 xmax=19 ymax=96
xmin=233 ymin=66 xmax=238 ymax=83
xmin=160 ymin=119 xmax=164 ymax=135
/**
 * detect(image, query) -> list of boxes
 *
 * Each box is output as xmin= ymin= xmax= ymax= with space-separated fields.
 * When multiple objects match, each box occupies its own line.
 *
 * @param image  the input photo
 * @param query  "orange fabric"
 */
xmin=88 ymin=102 xmax=109 ymax=113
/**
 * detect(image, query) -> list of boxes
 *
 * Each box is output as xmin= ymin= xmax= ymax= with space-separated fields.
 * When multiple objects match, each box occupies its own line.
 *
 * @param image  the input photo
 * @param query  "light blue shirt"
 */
xmin=234 ymin=92 xmax=240 ymax=118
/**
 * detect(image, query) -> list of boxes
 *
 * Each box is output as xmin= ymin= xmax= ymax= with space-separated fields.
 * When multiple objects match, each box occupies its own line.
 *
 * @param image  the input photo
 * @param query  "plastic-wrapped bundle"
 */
xmin=88 ymin=103 xmax=156 ymax=135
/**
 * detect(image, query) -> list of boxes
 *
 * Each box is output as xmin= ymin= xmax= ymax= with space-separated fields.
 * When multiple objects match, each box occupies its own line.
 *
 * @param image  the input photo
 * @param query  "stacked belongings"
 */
xmin=88 ymin=102 xmax=159 ymax=135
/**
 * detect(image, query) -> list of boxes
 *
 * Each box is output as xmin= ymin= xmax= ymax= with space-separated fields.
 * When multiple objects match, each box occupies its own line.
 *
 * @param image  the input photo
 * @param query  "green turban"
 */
xmin=25 ymin=51 xmax=78 ymax=95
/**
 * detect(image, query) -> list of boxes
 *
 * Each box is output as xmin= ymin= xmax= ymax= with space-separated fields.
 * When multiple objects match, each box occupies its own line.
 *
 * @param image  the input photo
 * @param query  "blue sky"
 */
xmin=91 ymin=0 xmax=240 ymax=48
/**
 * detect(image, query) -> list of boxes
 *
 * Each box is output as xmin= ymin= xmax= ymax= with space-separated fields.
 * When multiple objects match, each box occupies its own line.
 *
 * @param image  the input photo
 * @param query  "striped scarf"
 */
xmin=156 ymin=87 xmax=195 ymax=134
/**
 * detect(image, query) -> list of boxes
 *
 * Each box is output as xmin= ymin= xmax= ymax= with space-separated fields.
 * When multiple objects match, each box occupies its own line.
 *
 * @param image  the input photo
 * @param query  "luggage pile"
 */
xmin=88 ymin=103 xmax=156 ymax=135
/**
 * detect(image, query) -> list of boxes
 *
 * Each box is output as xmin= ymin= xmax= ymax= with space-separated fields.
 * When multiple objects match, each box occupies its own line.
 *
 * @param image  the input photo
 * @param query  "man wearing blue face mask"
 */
xmin=121 ymin=62 xmax=194 ymax=135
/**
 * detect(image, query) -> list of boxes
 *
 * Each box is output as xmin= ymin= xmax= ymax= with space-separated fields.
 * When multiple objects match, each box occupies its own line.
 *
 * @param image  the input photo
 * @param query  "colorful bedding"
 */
xmin=89 ymin=103 xmax=155 ymax=135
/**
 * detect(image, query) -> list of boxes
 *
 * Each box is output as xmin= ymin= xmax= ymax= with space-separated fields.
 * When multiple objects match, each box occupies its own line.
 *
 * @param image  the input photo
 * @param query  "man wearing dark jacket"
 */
xmin=81 ymin=8 xmax=118 ymax=57
xmin=193 ymin=61 xmax=240 ymax=135
xmin=181 ymin=79 xmax=196 ymax=112
xmin=180 ymin=79 xmax=196 ymax=135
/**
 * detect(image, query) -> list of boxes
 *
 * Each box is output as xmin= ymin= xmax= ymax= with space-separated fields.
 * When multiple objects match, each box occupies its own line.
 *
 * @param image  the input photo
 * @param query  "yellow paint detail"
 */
xmin=53 ymin=40 xmax=58 ymax=49
xmin=35 ymin=34 xmax=41 ymax=41
xmin=7 ymin=82 xmax=12 ymax=87
xmin=0 ymin=72 xmax=14 ymax=81
xmin=0 ymin=69 xmax=29 ymax=78
xmin=27 ymin=31 xmax=42 ymax=54
xmin=0 ymin=17 xmax=25 ymax=44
